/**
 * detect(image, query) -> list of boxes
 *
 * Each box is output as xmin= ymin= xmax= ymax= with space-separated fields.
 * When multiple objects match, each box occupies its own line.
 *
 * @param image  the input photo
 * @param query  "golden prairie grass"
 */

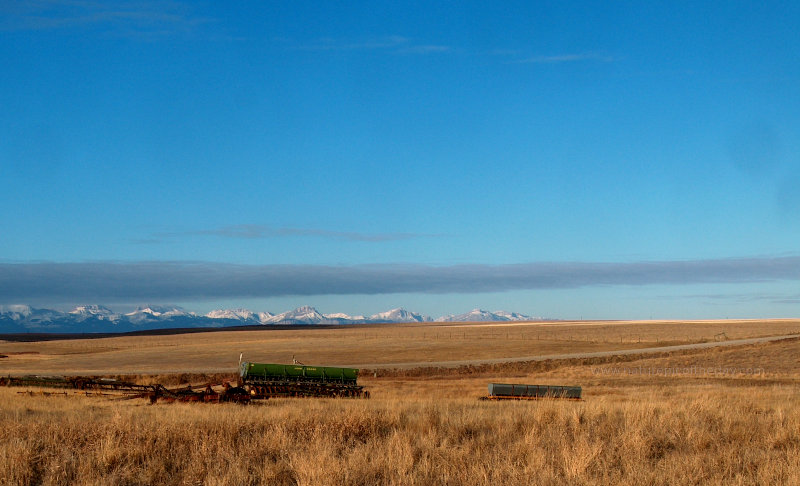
xmin=1 ymin=383 xmax=799 ymax=485
xmin=1 ymin=322 xmax=800 ymax=485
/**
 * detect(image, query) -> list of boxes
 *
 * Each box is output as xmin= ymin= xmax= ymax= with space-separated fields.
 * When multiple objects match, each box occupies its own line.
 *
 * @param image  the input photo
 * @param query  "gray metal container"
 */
xmin=488 ymin=383 xmax=581 ymax=399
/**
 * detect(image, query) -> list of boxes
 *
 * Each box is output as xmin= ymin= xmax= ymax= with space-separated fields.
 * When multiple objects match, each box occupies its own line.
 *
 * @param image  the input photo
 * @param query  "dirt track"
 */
xmin=354 ymin=333 xmax=800 ymax=369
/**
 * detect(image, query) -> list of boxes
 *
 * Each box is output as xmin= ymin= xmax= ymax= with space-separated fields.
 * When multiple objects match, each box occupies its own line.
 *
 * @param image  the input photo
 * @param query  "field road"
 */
xmin=352 ymin=333 xmax=800 ymax=370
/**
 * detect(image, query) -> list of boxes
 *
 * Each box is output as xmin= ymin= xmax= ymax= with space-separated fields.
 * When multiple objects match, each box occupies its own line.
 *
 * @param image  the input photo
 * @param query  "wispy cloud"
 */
xmin=148 ymin=224 xmax=436 ymax=243
xmin=397 ymin=45 xmax=451 ymax=54
xmin=513 ymin=53 xmax=615 ymax=64
xmin=662 ymin=291 xmax=800 ymax=306
xmin=773 ymin=297 xmax=800 ymax=304
xmin=297 ymin=35 xmax=408 ymax=51
xmin=0 ymin=0 xmax=210 ymax=37
xmin=295 ymin=36 xmax=450 ymax=55
xmin=2 ymin=256 xmax=799 ymax=303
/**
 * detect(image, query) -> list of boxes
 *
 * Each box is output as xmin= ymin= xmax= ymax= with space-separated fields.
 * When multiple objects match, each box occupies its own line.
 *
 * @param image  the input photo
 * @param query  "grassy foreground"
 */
xmin=2 ymin=326 xmax=799 ymax=485
xmin=2 ymin=381 xmax=799 ymax=485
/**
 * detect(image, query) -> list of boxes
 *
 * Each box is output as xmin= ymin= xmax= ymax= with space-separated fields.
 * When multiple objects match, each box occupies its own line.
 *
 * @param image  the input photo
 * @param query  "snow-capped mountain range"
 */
xmin=0 ymin=304 xmax=541 ymax=333
xmin=436 ymin=309 xmax=533 ymax=322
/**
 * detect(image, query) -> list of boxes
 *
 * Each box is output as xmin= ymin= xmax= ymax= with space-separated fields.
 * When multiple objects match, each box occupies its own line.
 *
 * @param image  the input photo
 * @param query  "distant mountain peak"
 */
xmin=0 ymin=304 xmax=34 ymax=319
xmin=206 ymin=308 xmax=258 ymax=321
xmin=324 ymin=312 xmax=366 ymax=321
xmin=257 ymin=311 xmax=275 ymax=323
xmin=70 ymin=305 xmax=114 ymax=315
xmin=69 ymin=305 xmax=119 ymax=322
xmin=370 ymin=308 xmax=432 ymax=323
xmin=127 ymin=305 xmax=187 ymax=316
xmin=435 ymin=309 xmax=536 ymax=322
xmin=263 ymin=306 xmax=329 ymax=324
xmin=123 ymin=305 xmax=190 ymax=324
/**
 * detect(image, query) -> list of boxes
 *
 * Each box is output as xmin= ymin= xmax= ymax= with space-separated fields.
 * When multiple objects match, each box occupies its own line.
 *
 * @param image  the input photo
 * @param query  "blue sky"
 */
xmin=1 ymin=1 xmax=799 ymax=319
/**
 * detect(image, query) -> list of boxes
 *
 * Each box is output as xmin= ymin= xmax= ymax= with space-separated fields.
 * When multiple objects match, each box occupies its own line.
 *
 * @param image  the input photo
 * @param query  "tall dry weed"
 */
xmin=1 ymin=382 xmax=799 ymax=485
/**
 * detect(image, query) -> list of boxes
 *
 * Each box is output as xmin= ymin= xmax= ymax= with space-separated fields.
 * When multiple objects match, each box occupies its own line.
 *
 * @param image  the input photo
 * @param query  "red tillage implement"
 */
xmin=0 ymin=375 xmax=250 ymax=404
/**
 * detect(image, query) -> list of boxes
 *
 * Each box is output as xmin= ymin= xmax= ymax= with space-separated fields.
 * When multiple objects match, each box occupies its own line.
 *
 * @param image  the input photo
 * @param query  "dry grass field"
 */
xmin=1 ymin=318 xmax=798 ymax=375
xmin=1 ymin=319 xmax=800 ymax=485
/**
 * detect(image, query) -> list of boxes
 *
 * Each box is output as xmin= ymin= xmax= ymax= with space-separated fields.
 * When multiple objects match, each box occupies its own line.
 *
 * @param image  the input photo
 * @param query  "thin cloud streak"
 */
xmin=398 ymin=45 xmax=451 ymax=54
xmin=0 ymin=0 xmax=208 ymax=35
xmin=295 ymin=36 xmax=450 ymax=54
xmin=297 ymin=35 xmax=408 ymax=51
xmin=514 ymin=53 xmax=615 ymax=64
xmin=661 ymin=291 xmax=800 ymax=305
xmin=2 ymin=256 xmax=800 ymax=303
xmin=151 ymin=224 xmax=436 ymax=242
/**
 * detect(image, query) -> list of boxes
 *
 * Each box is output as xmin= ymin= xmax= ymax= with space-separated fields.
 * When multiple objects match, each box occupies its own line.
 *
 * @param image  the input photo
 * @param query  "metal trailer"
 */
xmin=484 ymin=383 xmax=582 ymax=400
xmin=239 ymin=361 xmax=368 ymax=398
